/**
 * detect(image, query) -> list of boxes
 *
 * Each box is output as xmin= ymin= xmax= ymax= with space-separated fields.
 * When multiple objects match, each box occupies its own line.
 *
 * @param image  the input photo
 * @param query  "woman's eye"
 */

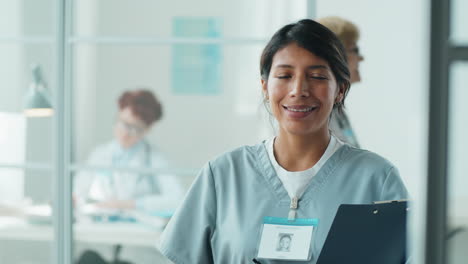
xmin=309 ymin=75 xmax=327 ymax=80
xmin=277 ymin=75 xmax=291 ymax=79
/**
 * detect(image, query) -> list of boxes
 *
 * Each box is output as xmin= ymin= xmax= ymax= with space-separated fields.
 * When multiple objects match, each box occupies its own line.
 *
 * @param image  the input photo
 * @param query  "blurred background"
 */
xmin=0 ymin=0 xmax=466 ymax=263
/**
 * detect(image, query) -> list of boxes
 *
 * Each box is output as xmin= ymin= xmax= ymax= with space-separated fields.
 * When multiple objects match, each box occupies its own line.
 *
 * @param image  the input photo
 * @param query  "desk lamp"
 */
xmin=24 ymin=64 xmax=53 ymax=117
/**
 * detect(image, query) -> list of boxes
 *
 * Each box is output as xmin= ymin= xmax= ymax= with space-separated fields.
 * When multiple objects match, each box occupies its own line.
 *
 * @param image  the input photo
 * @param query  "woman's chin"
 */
xmin=119 ymin=141 xmax=135 ymax=149
xmin=351 ymin=72 xmax=361 ymax=83
xmin=282 ymin=127 xmax=325 ymax=137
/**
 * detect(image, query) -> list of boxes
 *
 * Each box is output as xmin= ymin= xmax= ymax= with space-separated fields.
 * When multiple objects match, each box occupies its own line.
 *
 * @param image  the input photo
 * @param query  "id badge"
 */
xmin=256 ymin=217 xmax=318 ymax=261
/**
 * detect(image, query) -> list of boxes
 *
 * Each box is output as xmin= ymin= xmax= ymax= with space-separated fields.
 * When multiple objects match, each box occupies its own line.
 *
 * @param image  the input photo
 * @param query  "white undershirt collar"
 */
xmin=264 ymin=135 xmax=344 ymax=199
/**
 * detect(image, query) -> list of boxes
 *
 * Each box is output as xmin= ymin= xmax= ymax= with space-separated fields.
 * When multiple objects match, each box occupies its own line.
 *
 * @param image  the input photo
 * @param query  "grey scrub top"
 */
xmin=159 ymin=143 xmax=408 ymax=264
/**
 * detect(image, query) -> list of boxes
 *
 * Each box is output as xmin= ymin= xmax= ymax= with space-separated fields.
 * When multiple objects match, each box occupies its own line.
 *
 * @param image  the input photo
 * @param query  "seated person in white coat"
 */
xmin=73 ymin=89 xmax=182 ymax=213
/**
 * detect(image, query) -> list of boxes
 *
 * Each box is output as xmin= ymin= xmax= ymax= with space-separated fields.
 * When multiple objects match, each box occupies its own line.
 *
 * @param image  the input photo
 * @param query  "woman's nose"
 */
xmin=290 ymin=77 xmax=309 ymax=97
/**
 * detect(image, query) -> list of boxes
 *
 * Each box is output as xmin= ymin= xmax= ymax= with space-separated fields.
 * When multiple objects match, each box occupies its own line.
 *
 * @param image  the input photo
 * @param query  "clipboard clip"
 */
xmin=373 ymin=199 xmax=409 ymax=204
xmin=373 ymin=199 xmax=410 ymax=212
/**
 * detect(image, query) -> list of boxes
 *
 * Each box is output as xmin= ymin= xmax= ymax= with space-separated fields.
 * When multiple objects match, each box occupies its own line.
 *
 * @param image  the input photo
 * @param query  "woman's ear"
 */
xmin=261 ymin=79 xmax=268 ymax=100
xmin=335 ymin=83 xmax=346 ymax=103
xmin=335 ymin=94 xmax=343 ymax=104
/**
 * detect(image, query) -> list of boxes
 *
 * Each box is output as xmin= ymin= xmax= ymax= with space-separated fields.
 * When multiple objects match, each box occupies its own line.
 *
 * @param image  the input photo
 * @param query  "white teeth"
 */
xmin=287 ymin=107 xmax=315 ymax=112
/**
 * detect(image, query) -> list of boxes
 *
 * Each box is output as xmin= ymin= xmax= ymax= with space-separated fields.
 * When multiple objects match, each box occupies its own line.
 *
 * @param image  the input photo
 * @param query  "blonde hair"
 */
xmin=317 ymin=16 xmax=360 ymax=47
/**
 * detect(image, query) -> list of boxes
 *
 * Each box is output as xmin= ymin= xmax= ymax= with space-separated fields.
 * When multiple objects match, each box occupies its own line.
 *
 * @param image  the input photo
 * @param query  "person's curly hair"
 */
xmin=317 ymin=16 xmax=360 ymax=48
xmin=118 ymin=89 xmax=163 ymax=126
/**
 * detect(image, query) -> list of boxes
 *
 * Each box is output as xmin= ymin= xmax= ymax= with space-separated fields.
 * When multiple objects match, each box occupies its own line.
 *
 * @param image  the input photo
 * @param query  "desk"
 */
xmin=0 ymin=217 xmax=162 ymax=247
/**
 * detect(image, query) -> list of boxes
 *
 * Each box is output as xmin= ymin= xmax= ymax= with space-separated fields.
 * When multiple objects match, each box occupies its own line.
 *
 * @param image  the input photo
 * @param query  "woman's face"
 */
xmin=346 ymin=42 xmax=364 ymax=84
xmin=114 ymin=107 xmax=149 ymax=149
xmin=262 ymin=43 xmax=343 ymax=138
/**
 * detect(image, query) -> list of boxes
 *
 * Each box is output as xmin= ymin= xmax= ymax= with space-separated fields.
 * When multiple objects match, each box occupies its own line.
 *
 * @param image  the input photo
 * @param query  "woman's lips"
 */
xmin=282 ymin=105 xmax=318 ymax=118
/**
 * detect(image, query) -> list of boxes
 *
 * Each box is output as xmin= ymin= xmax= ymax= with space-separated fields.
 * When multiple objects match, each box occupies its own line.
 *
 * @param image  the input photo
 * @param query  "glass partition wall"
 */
xmin=0 ymin=0 xmax=55 ymax=263
xmin=1 ymin=0 xmax=309 ymax=263
xmin=70 ymin=1 xmax=307 ymax=263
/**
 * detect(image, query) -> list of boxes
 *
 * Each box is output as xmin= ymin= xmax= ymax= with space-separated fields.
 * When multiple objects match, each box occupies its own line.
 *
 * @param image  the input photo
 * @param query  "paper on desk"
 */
xmin=77 ymin=204 xmax=169 ymax=229
xmin=23 ymin=204 xmax=52 ymax=224
xmin=0 ymin=201 xmax=52 ymax=224
xmin=128 ymin=210 xmax=169 ymax=229
xmin=79 ymin=203 xmax=120 ymax=216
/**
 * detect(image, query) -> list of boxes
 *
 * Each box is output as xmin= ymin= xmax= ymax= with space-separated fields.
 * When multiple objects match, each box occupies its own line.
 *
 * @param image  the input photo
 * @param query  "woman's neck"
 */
xmin=274 ymin=130 xmax=330 ymax=172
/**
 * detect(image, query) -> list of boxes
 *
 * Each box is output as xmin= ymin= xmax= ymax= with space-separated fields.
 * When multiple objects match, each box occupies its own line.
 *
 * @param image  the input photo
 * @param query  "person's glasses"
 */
xmin=117 ymin=120 xmax=146 ymax=137
xmin=347 ymin=46 xmax=361 ymax=56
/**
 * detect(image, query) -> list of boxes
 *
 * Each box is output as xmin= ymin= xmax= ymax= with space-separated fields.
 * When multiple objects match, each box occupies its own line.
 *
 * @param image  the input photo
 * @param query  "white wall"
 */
xmin=448 ymin=62 xmax=468 ymax=220
xmin=447 ymin=61 xmax=468 ymax=264
xmin=448 ymin=0 xmax=468 ymax=225
xmin=0 ymin=1 xmax=23 ymax=112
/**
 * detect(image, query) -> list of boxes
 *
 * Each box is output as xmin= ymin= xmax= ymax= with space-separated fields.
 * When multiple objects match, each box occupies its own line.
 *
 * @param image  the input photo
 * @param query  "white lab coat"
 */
xmin=73 ymin=140 xmax=183 ymax=212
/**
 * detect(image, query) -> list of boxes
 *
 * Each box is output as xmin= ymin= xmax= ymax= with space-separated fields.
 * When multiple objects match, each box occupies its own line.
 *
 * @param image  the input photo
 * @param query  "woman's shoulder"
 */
xmin=339 ymin=144 xmax=396 ymax=171
xmin=202 ymin=142 xmax=266 ymax=175
xmin=196 ymin=143 xmax=266 ymax=192
xmin=209 ymin=142 xmax=263 ymax=163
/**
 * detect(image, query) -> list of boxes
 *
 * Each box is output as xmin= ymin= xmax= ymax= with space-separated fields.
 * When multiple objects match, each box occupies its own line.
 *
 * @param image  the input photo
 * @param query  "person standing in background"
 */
xmin=73 ymin=89 xmax=182 ymax=213
xmin=318 ymin=16 xmax=364 ymax=147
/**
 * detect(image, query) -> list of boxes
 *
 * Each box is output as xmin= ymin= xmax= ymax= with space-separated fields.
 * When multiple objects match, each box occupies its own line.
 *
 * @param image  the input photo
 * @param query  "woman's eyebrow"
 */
xmin=308 ymin=65 xmax=328 ymax=70
xmin=274 ymin=64 xmax=293 ymax=69
xmin=273 ymin=64 xmax=328 ymax=70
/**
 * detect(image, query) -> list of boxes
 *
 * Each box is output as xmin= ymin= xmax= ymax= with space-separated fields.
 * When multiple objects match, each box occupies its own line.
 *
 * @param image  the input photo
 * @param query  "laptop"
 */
xmin=316 ymin=200 xmax=408 ymax=264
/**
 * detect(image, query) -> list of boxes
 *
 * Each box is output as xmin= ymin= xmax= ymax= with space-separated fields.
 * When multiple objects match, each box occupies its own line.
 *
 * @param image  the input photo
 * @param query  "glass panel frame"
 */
xmin=447 ymin=62 xmax=468 ymax=263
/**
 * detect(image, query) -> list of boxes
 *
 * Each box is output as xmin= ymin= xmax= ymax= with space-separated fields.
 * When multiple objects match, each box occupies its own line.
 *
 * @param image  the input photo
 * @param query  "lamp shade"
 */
xmin=23 ymin=64 xmax=53 ymax=117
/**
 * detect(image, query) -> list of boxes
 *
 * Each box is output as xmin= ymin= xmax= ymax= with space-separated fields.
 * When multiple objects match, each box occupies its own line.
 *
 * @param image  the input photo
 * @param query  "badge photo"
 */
xmin=256 ymin=217 xmax=318 ymax=261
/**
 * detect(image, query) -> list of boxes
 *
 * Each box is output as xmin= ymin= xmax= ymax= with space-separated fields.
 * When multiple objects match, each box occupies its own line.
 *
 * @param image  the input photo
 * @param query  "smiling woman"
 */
xmin=263 ymin=44 xmax=340 ymax=141
xmin=262 ymin=43 xmax=344 ymax=171
xmin=158 ymin=19 xmax=408 ymax=264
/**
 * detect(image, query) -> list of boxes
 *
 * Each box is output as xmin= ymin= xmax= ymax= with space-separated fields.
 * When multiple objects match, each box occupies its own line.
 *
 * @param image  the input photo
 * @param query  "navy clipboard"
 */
xmin=316 ymin=200 xmax=408 ymax=264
